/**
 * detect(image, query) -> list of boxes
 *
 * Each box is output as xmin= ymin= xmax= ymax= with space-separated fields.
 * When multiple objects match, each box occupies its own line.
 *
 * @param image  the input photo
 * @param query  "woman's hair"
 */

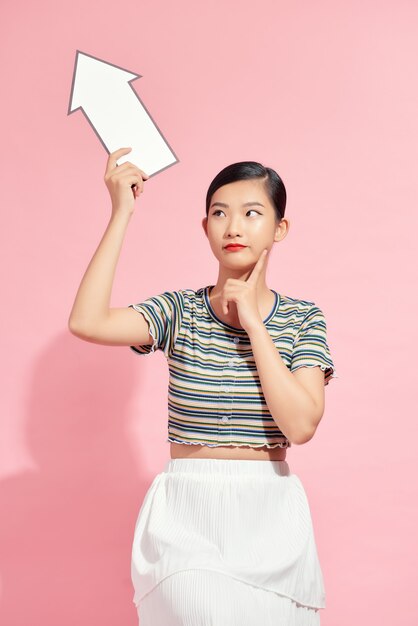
xmin=205 ymin=161 xmax=287 ymax=223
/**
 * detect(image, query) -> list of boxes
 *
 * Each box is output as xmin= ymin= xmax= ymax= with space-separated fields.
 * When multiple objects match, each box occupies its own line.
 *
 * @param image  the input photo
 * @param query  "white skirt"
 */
xmin=131 ymin=457 xmax=326 ymax=625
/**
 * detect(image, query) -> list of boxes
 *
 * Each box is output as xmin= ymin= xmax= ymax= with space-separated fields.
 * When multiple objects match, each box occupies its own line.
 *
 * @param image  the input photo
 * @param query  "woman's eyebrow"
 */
xmin=210 ymin=201 xmax=265 ymax=209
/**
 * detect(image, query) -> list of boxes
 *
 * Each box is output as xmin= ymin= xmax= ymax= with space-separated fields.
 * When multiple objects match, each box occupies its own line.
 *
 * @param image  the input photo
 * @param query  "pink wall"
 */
xmin=1 ymin=0 xmax=417 ymax=624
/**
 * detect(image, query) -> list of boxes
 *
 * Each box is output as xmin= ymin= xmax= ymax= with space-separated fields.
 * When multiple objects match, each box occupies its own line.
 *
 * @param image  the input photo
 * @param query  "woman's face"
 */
xmin=202 ymin=178 xmax=287 ymax=269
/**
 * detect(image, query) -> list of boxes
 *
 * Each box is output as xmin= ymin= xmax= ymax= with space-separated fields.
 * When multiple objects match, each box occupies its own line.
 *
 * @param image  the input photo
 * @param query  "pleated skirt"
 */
xmin=131 ymin=457 xmax=326 ymax=625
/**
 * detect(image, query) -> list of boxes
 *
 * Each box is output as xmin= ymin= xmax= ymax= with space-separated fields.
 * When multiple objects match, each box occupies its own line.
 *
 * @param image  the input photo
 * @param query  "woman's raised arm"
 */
xmin=68 ymin=147 xmax=152 ymax=346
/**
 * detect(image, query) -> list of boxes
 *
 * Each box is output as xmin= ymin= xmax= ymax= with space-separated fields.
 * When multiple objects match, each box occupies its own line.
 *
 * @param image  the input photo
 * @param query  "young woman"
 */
xmin=69 ymin=147 xmax=337 ymax=625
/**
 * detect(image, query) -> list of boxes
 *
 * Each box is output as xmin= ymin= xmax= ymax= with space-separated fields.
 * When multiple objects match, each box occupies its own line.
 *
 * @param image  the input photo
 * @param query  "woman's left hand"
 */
xmin=219 ymin=248 xmax=270 ymax=334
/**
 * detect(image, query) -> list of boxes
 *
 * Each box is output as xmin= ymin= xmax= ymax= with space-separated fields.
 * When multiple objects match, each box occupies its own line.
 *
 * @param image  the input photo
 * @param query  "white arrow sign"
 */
xmin=68 ymin=50 xmax=179 ymax=177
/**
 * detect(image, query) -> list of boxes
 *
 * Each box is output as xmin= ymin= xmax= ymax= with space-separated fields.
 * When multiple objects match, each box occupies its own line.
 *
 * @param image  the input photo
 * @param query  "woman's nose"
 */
xmin=225 ymin=219 xmax=242 ymax=237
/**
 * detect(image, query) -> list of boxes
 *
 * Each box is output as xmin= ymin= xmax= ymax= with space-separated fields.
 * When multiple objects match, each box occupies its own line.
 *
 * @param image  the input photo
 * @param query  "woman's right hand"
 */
xmin=104 ymin=147 xmax=150 ymax=215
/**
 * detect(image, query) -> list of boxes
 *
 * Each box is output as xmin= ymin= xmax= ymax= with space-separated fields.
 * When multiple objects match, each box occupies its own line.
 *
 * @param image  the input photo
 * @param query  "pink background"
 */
xmin=1 ymin=0 xmax=417 ymax=624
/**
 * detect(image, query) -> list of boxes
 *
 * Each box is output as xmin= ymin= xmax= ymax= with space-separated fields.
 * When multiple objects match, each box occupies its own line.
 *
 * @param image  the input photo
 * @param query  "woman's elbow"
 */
xmin=290 ymin=423 xmax=319 ymax=445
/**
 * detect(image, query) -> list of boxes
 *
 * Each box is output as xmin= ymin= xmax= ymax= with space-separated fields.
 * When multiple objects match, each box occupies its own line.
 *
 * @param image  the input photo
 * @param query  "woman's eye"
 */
xmin=212 ymin=209 xmax=260 ymax=217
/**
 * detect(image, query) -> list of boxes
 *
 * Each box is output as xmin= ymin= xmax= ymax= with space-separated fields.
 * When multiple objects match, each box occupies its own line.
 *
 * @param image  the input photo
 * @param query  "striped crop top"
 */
xmin=128 ymin=286 xmax=337 ymax=449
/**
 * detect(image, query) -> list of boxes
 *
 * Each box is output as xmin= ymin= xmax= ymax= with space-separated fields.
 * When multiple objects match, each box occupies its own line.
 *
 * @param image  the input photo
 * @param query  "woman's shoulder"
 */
xmin=277 ymin=291 xmax=317 ymax=314
xmin=157 ymin=286 xmax=207 ymax=309
xmin=168 ymin=286 xmax=208 ymax=299
xmin=150 ymin=286 xmax=205 ymax=298
xmin=161 ymin=286 xmax=205 ymax=297
xmin=274 ymin=291 xmax=330 ymax=327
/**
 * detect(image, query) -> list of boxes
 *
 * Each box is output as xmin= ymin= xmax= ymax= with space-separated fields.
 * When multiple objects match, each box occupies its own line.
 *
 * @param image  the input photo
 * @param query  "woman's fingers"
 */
xmin=104 ymin=148 xmax=150 ymax=213
xmin=105 ymin=147 xmax=132 ymax=177
xmin=105 ymin=147 xmax=150 ymax=180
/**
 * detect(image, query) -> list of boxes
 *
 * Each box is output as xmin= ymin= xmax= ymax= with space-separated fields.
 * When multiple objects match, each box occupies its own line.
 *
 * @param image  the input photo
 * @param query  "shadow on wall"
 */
xmin=0 ymin=332 xmax=154 ymax=626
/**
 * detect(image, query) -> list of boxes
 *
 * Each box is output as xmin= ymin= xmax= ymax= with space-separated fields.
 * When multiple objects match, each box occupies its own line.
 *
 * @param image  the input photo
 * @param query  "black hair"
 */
xmin=205 ymin=161 xmax=287 ymax=223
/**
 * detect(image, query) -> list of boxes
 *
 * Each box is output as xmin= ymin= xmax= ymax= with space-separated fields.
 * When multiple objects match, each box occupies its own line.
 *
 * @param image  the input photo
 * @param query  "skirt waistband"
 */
xmin=163 ymin=457 xmax=291 ymax=477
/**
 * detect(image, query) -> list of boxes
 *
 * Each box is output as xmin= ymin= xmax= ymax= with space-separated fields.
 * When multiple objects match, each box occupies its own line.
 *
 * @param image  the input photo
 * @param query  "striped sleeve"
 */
xmin=127 ymin=290 xmax=186 ymax=359
xmin=290 ymin=304 xmax=337 ymax=386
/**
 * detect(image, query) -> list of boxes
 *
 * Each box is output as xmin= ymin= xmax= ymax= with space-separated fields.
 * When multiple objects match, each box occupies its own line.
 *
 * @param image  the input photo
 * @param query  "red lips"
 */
xmin=225 ymin=244 xmax=247 ymax=249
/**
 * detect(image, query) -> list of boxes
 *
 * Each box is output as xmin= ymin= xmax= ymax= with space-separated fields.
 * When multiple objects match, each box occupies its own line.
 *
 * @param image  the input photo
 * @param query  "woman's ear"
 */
xmin=274 ymin=218 xmax=289 ymax=243
xmin=202 ymin=217 xmax=208 ymax=237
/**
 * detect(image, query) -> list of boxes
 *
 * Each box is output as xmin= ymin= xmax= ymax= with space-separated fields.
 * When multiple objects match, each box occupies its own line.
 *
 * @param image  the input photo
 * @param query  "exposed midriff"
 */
xmin=170 ymin=441 xmax=288 ymax=461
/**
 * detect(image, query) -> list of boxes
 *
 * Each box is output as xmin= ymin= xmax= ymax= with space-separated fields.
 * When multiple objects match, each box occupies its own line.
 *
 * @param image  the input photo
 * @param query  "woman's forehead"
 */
xmin=211 ymin=179 xmax=268 ymax=201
